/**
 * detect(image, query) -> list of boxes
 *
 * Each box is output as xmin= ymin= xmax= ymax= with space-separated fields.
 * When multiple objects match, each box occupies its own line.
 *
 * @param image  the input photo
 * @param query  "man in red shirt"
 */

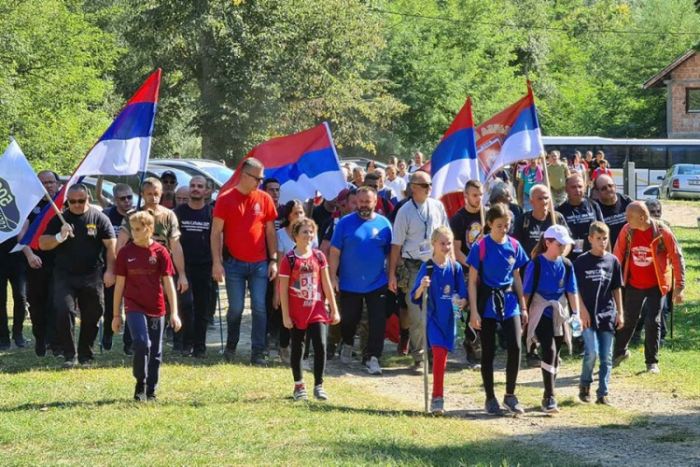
xmin=211 ymin=158 xmax=278 ymax=365
xmin=612 ymin=202 xmax=685 ymax=374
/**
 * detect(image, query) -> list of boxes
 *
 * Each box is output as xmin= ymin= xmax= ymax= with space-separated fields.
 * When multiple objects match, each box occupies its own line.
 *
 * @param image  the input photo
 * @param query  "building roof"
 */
xmin=643 ymin=49 xmax=697 ymax=89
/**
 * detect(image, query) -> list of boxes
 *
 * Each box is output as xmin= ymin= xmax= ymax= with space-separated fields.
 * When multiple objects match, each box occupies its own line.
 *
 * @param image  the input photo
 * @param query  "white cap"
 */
xmin=544 ymin=224 xmax=574 ymax=245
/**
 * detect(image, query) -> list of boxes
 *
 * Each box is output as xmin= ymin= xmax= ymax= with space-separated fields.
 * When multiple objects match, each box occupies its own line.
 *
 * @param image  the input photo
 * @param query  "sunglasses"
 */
xmin=68 ymin=199 xmax=87 ymax=205
xmin=162 ymin=179 xmax=177 ymax=185
xmin=245 ymin=172 xmax=265 ymax=183
xmin=411 ymin=182 xmax=431 ymax=189
xmin=118 ymin=195 xmax=133 ymax=201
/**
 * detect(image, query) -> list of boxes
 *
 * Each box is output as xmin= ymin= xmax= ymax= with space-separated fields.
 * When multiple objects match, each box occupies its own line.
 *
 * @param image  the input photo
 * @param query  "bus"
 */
xmin=542 ymin=136 xmax=700 ymax=197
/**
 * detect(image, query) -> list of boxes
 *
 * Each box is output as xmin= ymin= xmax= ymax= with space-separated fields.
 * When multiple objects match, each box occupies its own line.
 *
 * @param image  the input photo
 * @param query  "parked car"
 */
xmin=340 ymin=158 xmax=387 ymax=172
xmin=151 ymin=158 xmax=234 ymax=189
xmin=58 ymin=176 xmax=117 ymax=207
xmin=637 ymin=185 xmax=660 ymax=201
xmin=660 ymin=164 xmax=700 ymax=200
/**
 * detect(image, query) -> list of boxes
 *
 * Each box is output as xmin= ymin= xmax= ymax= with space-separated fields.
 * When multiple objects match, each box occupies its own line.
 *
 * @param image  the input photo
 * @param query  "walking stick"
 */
xmin=422 ymin=263 xmax=434 ymax=413
xmin=216 ymin=284 xmax=225 ymax=354
xmin=669 ymin=294 xmax=674 ymax=340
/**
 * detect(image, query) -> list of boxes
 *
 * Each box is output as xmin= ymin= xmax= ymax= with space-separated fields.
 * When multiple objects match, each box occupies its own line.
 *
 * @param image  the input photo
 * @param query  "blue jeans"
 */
xmin=127 ymin=312 xmax=164 ymax=394
xmin=223 ymin=258 xmax=268 ymax=355
xmin=580 ymin=327 xmax=614 ymax=397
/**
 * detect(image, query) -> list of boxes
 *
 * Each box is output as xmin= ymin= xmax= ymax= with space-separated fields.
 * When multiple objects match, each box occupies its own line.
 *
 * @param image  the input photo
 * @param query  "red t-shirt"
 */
xmin=628 ymin=227 xmax=658 ymax=289
xmin=115 ymin=242 xmax=175 ymax=317
xmin=213 ymin=188 xmax=277 ymax=263
xmin=278 ymin=250 xmax=329 ymax=330
xmin=592 ymin=167 xmax=612 ymax=181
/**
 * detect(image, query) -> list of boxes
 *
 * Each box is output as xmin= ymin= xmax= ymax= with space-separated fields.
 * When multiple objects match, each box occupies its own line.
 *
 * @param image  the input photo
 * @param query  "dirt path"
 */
xmin=661 ymin=200 xmax=700 ymax=228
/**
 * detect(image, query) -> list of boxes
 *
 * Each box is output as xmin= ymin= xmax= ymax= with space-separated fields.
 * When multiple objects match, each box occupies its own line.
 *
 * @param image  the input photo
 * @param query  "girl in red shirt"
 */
xmin=279 ymin=218 xmax=340 ymax=401
xmin=112 ymin=211 xmax=181 ymax=402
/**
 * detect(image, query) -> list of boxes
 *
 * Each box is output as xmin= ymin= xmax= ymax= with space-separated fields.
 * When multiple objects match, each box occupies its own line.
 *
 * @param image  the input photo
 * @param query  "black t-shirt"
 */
xmin=321 ymin=217 xmax=336 ymax=243
xmin=44 ymin=207 xmax=115 ymax=274
xmin=0 ymin=236 xmax=18 ymax=257
xmin=556 ymin=198 xmax=604 ymax=261
xmin=512 ymin=210 xmax=569 ymax=259
xmin=595 ymin=194 xmax=632 ymax=248
xmin=449 ymin=208 xmax=483 ymax=257
xmin=312 ymin=205 xmax=334 ymax=243
xmin=573 ymin=251 xmax=622 ymax=332
xmin=105 ymin=206 xmax=126 ymax=237
xmin=174 ymin=204 xmax=213 ymax=265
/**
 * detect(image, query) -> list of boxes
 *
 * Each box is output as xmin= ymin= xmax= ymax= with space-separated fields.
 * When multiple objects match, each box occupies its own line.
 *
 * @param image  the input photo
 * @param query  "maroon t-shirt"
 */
xmin=115 ymin=242 xmax=175 ymax=317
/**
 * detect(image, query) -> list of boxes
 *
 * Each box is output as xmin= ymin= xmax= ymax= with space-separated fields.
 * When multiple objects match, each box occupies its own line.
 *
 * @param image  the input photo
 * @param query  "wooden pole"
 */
xmin=41 ymin=188 xmax=68 ymax=226
xmin=539 ymin=153 xmax=556 ymax=224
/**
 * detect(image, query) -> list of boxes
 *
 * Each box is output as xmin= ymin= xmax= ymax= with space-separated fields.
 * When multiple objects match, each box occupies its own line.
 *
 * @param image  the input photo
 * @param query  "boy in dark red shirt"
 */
xmin=113 ymin=211 xmax=181 ymax=401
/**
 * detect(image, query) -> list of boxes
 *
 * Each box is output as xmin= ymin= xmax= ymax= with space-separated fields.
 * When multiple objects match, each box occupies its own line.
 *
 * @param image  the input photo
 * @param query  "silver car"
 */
xmin=660 ymin=164 xmax=700 ymax=200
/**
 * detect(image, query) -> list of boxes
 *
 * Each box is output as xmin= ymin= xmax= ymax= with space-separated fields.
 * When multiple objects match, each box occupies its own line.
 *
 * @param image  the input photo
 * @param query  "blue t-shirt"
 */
xmin=524 ymin=255 xmax=578 ymax=318
xmin=410 ymin=260 xmax=467 ymax=351
xmin=330 ymin=212 xmax=392 ymax=293
xmin=466 ymin=235 xmax=529 ymax=320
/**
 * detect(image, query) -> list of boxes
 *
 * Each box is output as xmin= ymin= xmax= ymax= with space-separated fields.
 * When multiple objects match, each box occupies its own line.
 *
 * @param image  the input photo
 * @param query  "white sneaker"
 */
xmin=279 ymin=346 xmax=291 ymax=364
xmin=340 ymin=344 xmax=353 ymax=365
xmin=366 ymin=356 xmax=383 ymax=375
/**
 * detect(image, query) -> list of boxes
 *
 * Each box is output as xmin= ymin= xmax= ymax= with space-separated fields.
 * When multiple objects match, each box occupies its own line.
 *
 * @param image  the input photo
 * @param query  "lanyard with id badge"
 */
xmin=413 ymin=199 xmax=432 ymax=257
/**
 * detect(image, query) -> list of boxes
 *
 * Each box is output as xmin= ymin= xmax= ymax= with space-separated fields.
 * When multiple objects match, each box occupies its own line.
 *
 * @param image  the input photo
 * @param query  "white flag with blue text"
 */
xmin=0 ymin=140 xmax=47 ymax=245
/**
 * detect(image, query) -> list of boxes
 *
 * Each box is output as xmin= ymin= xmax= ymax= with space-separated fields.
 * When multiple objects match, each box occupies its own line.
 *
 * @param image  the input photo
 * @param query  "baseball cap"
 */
xmin=544 ymin=225 xmax=574 ymax=245
xmin=161 ymin=170 xmax=177 ymax=180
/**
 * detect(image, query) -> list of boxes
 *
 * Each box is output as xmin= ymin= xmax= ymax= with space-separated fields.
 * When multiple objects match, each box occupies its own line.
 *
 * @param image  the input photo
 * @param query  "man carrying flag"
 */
xmin=0 ymin=140 xmax=47 ymax=350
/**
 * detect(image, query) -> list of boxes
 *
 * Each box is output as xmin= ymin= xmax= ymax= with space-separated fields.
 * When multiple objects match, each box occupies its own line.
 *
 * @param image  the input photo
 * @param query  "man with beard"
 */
xmin=329 ymin=187 xmax=392 ymax=375
xmin=174 ymin=176 xmax=213 ymax=358
xmin=557 ymin=174 xmax=604 ymax=261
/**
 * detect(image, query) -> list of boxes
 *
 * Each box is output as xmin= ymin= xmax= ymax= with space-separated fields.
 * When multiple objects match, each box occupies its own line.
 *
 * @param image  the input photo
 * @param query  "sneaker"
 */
xmin=541 ymin=396 xmax=559 ymax=414
xmin=430 ymin=397 xmax=445 ymax=415
xmin=13 ymin=335 xmax=26 ymax=348
xmin=223 ymin=348 xmax=236 ymax=362
xmin=62 ymin=356 xmax=78 ymax=369
xmin=340 ymin=344 xmax=353 ymax=365
xmin=313 ymin=385 xmax=328 ymax=401
xmin=411 ymin=359 xmax=424 ymax=373
xmin=0 ymin=341 xmax=10 ymax=351
xmin=526 ymin=351 xmax=541 ymax=368
xmin=146 ymin=392 xmax=157 ymax=402
xmin=250 ymin=353 xmax=267 ymax=366
xmin=302 ymin=358 xmax=312 ymax=371
xmin=293 ymin=384 xmax=308 ymax=401
xmin=366 ymin=356 xmax=383 ymax=375
xmin=503 ymin=394 xmax=525 ymax=415
xmin=613 ymin=349 xmax=631 ymax=367
xmin=35 ymin=341 xmax=47 ymax=357
xmin=579 ymin=385 xmax=591 ymax=403
xmin=78 ymin=357 xmax=94 ymax=367
xmin=398 ymin=333 xmax=409 ymax=356
xmin=279 ymin=346 xmax=291 ymax=364
xmin=485 ymin=397 xmax=502 ymax=415
xmin=134 ymin=383 xmax=146 ymax=402
xmin=646 ymin=363 xmax=660 ymax=374
xmin=192 ymin=349 xmax=206 ymax=359
xmin=181 ymin=346 xmax=193 ymax=357
xmin=595 ymin=395 xmax=611 ymax=405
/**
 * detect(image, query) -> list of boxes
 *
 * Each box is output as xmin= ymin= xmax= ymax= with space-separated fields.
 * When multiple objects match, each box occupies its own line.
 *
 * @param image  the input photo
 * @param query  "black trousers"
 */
xmin=535 ymin=316 xmax=563 ymax=398
xmin=616 ymin=286 xmax=664 ymax=364
xmin=0 ymin=253 xmax=28 ymax=343
xmin=27 ymin=262 xmax=57 ymax=350
xmin=291 ymin=323 xmax=327 ymax=386
xmin=53 ymin=270 xmax=104 ymax=361
xmin=174 ymin=263 xmax=212 ymax=353
xmin=480 ymin=316 xmax=522 ymax=399
xmin=340 ymin=286 xmax=387 ymax=360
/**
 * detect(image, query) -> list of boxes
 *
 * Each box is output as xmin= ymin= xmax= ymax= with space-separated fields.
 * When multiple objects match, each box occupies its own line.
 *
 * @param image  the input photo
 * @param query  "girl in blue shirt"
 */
xmin=467 ymin=203 xmax=529 ymax=415
xmin=523 ymin=224 xmax=580 ymax=414
xmin=411 ymin=226 xmax=466 ymax=416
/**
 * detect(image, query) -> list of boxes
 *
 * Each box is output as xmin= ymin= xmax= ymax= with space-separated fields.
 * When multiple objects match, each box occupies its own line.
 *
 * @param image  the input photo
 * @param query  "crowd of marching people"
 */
xmin=0 ymin=149 xmax=685 ymax=414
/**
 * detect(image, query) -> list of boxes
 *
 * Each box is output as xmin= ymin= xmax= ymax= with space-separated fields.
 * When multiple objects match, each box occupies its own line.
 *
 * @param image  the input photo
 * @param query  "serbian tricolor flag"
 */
xmin=430 ymin=97 xmax=481 ymax=218
xmin=477 ymin=82 xmax=545 ymax=180
xmin=14 ymin=69 xmax=161 ymax=251
xmin=221 ymin=122 xmax=346 ymax=204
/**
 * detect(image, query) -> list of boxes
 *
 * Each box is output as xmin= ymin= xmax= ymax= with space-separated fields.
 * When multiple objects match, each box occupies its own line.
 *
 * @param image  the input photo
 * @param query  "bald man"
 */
xmin=512 ymin=184 xmax=569 ymax=258
xmin=593 ymin=174 xmax=632 ymax=248
xmin=612 ymin=202 xmax=685 ymax=374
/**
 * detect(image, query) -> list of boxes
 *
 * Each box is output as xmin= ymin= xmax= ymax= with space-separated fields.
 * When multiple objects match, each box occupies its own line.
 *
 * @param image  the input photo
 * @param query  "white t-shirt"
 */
xmin=385 ymin=177 xmax=407 ymax=201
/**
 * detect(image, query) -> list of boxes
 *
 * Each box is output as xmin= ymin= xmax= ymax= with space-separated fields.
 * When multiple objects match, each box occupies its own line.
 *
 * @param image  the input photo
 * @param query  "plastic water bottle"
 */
xmin=569 ymin=313 xmax=582 ymax=338
xmin=451 ymin=294 xmax=462 ymax=320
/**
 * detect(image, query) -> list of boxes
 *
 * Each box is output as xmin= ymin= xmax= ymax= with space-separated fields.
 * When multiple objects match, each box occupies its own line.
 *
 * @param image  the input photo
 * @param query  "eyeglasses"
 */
xmin=244 ymin=172 xmax=264 ymax=183
xmin=162 ymin=179 xmax=177 ymax=185
xmin=411 ymin=182 xmax=431 ymax=189
xmin=118 ymin=195 xmax=133 ymax=201
xmin=68 ymin=199 xmax=87 ymax=205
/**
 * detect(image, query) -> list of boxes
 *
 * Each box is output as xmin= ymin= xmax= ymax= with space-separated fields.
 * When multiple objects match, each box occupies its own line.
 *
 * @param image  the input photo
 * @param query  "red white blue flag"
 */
xmin=430 ymin=97 xmax=481 ymax=217
xmin=15 ymin=69 xmax=161 ymax=250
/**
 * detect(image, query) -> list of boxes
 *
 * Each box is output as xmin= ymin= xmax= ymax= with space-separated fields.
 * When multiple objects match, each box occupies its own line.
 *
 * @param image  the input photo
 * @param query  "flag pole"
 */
xmin=40 ymin=186 xmax=68 ymax=226
xmin=539 ymin=153 xmax=556 ymax=224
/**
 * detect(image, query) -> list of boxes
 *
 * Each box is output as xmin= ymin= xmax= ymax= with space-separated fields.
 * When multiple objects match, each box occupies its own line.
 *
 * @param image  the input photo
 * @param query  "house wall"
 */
xmin=668 ymin=53 xmax=700 ymax=138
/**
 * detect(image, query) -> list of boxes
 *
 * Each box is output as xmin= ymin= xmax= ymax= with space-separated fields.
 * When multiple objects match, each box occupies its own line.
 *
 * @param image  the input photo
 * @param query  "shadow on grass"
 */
xmin=307 ymin=402 xmax=425 ymax=418
xmin=0 ymin=398 xmax=126 ymax=412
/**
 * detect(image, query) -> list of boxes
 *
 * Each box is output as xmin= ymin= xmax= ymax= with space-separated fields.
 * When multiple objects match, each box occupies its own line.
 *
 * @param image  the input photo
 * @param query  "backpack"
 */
xmin=285 ymin=249 xmax=325 ymax=271
xmin=526 ymin=255 xmax=573 ymax=310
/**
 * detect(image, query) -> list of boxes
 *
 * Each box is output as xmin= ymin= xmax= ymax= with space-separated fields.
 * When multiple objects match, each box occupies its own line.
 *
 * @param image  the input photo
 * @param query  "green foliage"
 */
xmin=0 ymin=0 xmax=121 ymax=173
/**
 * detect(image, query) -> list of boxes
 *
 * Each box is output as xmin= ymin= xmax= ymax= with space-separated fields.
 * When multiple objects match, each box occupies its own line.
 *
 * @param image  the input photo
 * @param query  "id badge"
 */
xmin=419 ymin=241 xmax=431 ymax=256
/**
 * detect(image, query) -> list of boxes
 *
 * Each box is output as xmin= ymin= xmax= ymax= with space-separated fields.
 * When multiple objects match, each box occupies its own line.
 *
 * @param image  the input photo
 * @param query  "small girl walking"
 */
xmin=411 ymin=226 xmax=467 ymax=415
xmin=112 ymin=211 xmax=181 ymax=402
xmin=467 ymin=203 xmax=529 ymax=415
xmin=279 ymin=218 xmax=340 ymax=401
xmin=523 ymin=225 xmax=580 ymax=413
